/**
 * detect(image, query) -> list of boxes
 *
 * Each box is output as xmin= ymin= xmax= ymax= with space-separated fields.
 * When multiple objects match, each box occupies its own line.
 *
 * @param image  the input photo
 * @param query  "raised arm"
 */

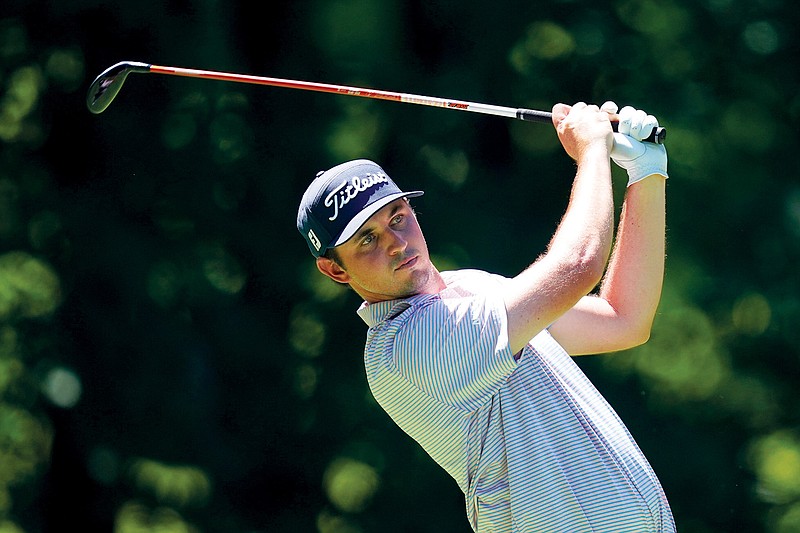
xmin=502 ymin=102 xmax=616 ymax=355
xmin=549 ymin=104 xmax=669 ymax=355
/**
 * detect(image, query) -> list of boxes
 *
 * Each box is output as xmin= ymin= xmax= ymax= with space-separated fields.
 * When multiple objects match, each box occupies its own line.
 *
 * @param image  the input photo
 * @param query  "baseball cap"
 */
xmin=297 ymin=159 xmax=424 ymax=257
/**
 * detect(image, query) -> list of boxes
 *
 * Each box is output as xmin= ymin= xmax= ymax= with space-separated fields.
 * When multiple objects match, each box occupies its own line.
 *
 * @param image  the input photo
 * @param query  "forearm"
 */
xmin=598 ymin=174 xmax=666 ymax=342
xmin=548 ymin=174 xmax=665 ymax=355
xmin=504 ymin=145 xmax=615 ymax=354
xmin=548 ymin=145 xmax=615 ymax=273
xmin=548 ymin=104 xmax=669 ymax=355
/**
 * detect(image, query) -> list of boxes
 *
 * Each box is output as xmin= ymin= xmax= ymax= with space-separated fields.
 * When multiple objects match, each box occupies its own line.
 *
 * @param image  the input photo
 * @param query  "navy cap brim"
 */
xmin=332 ymin=190 xmax=424 ymax=248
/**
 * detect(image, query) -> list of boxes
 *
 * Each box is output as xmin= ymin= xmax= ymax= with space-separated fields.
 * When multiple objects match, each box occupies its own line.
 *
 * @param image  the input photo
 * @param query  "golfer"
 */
xmin=297 ymin=101 xmax=674 ymax=532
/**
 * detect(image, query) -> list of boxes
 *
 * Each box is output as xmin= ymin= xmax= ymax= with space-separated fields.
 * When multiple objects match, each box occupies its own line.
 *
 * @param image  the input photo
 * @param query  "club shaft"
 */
xmin=148 ymin=64 xmax=541 ymax=122
xmin=88 ymin=61 xmax=665 ymax=142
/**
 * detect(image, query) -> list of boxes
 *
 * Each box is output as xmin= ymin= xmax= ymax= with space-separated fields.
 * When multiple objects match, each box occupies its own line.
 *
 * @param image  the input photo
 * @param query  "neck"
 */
xmin=359 ymin=267 xmax=447 ymax=304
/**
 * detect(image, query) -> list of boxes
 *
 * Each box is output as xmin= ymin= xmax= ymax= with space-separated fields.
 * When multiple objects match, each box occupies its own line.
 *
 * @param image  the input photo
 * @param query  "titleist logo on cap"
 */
xmin=324 ymin=172 xmax=389 ymax=221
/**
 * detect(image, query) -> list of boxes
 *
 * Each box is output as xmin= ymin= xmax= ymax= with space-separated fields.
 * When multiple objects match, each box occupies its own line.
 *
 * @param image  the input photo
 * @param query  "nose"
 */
xmin=386 ymin=229 xmax=408 ymax=256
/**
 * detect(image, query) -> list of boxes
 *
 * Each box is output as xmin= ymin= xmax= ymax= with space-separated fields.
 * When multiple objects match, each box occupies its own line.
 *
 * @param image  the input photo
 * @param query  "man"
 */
xmin=296 ymin=101 xmax=674 ymax=532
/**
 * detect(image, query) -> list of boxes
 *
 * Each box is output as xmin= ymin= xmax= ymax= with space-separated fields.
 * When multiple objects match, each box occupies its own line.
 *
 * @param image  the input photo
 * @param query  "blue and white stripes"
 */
xmin=358 ymin=269 xmax=675 ymax=532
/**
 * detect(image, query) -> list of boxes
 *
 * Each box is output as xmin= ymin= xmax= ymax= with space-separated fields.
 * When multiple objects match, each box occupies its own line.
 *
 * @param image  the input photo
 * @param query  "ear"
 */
xmin=316 ymin=256 xmax=351 ymax=284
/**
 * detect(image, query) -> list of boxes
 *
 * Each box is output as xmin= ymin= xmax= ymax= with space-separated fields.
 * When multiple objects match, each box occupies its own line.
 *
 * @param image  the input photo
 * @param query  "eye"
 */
xmin=390 ymin=213 xmax=405 ymax=226
xmin=360 ymin=233 xmax=375 ymax=246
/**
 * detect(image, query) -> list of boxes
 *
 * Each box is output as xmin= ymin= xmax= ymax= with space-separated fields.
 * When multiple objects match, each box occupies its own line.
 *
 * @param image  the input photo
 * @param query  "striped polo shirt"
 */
xmin=358 ymin=269 xmax=675 ymax=532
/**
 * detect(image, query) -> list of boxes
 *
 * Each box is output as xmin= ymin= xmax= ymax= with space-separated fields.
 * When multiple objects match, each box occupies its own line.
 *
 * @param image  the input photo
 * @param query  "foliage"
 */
xmin=1 ymin=0 xmax=799 ymax=531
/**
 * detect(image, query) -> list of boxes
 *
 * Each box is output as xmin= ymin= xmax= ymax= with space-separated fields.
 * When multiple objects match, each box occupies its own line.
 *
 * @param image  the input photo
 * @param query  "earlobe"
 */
xmin=316 ymin=257 xmax=350 ymax=284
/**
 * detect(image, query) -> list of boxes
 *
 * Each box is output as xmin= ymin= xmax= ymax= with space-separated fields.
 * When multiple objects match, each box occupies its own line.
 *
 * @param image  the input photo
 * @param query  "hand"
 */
xmin=601 ymin=102 xmax=668 ymax=187
xmin=552 ymin=102 xmax=614 ymax=161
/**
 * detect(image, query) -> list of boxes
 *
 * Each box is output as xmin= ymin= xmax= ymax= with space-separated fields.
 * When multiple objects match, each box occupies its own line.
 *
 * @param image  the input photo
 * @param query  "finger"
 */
xmin=639 ymin=114 xmax=658 ymax=141
xmin=551 ymin=103 xmax=571 ymax=126
xmin=600 ymin=101 xmax=618 ymax=114
xmin=617 ymin=106 xmax=636 ymax=136
xmin=568 ymin=102 xmax=589 ymax=119
xmin=628 ymin=109 xmax=648 ymax=138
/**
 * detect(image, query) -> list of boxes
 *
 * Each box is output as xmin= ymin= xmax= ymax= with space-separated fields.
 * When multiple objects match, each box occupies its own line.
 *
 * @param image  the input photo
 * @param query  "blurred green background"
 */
xmin=1 ymin=0 xmax=799 ymax=531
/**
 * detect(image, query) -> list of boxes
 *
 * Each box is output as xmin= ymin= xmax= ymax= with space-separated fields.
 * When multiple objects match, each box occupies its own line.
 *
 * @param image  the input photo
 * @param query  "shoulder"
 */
xmin=441 ymin=269 xmax=510 ymax=296
xmin=363 ymin=269 xmax=511 ymax=342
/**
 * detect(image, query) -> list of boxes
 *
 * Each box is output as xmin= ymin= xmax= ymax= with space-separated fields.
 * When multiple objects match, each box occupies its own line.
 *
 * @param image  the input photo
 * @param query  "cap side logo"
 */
xmin=324 ymin=172 xmax=389 ymax=222
xmin=308 ymin=229 xmax=322 ymax=251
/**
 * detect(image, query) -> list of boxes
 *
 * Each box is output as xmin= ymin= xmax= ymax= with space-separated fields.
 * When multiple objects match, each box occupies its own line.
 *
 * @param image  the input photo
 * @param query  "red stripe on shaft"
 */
xmin=148 ymin=65 xmax=404 ymax=102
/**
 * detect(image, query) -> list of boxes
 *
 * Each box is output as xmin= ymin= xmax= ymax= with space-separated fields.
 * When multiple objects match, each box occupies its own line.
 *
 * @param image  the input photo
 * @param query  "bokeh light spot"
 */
xmin=44 ymin=48 xmax=84 ymax=92
xmin=0 ymin=403 xmax=53 ymax=496
xmin=299 ymin=262 xmax=349 ymax=302
xmin=129 ymin=458 xmax=212 ymax=508
xmin=509 ymin=21 xmax=575 ymax=74
xmin=323 ymin=457 xmax=380 ymax=513
xmin=41 ymin=366 xmax=82 ymax=409
xmin=294 ymin=363 xmax=319 ymax=399
xmin=115 ymin=501 xmax=199 ymax=533
xmin=732 ymin=292 xmax=771 ymax=335
xmin=776 ymin=503 xmax=800 ymax=533
xmin=743 ymin=21 xmax=780 ymax=55
xmin=326 ymin=101 xmax=383 ymax=161
xmin=4 ymin=65 xmax=41 ymax=119
xmin=616 ymin=0 xmax=691 ymax=40
xmin=199 ymin=243 xmax=246 ymax=295
xmin=289 ymin=306 xmax=326 ymax=358
xmin=419 ymin=145 xmax=469 ymax=189
xmin=0 ymin=251 xmax=61 ymax=320
xmin=317 ymin=510 xmax=362 ymax=533
xmin=0 ymin=519 xmax=25 ymax=533
xmin=605 ymin=302 xmax=729 ymax=400
xmin=749 ymin=431 xmax=800 ymax=504
xmin=0 ymin=65 xmax=44 ymax=142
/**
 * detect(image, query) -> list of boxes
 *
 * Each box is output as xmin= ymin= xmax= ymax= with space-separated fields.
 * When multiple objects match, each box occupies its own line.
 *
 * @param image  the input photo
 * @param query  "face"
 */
xmin=316 ymin=199 xmax=444 ymax=303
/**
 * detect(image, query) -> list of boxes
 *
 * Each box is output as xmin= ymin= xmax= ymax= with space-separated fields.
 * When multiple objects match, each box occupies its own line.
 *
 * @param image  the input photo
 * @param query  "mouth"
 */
xmin=395 ymin=255 xmax=419 ymax=271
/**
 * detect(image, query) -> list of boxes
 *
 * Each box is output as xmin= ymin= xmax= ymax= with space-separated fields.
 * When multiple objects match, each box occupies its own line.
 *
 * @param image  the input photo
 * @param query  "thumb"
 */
xmin=551 ymin=103 xmax=571 ymax=127
xmin=600 ymin=101 xmax=618 ymax=114
xmin=610 ymin=133 xmax=647 ymax=161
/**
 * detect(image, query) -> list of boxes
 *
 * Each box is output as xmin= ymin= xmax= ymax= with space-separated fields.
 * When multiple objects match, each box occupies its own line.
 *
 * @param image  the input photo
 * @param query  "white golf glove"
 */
xmin=601 ymin=101 xmax=668 ymax=187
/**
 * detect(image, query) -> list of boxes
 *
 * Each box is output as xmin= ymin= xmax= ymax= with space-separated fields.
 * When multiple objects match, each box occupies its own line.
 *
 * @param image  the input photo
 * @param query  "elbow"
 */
xmin=548 ymin=232 xmax=611 ymax=296
xmin=572 ymin=233 xmax=612 ymax=291
xmin=621 ymin=318 xmax=654 ymax=350
xmin=572 ymin=251 xmax=607 ymax=295
xmin=628 ymin=327 xmax=651 ymax=349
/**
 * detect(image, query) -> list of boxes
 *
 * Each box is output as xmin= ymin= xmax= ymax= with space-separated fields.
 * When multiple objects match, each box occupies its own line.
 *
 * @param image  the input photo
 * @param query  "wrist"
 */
xmin=627 ymin=168 xmax=668 ymax=187
xmin=627 ymin=172 xmax=668 ymax=190
xmin=577 ymin=140 xmax=612 ymax=166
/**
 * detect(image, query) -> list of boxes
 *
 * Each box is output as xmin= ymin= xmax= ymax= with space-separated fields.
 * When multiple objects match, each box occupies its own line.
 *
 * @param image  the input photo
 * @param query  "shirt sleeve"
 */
xmin=392 ymin=291 xmax=518 ymax=411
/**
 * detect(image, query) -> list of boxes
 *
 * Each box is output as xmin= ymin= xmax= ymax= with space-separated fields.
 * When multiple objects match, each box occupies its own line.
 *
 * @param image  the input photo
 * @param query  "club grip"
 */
xmin=516 ymin=108 xmax=553 ymax=124
xmin=516 ymin=108 xmax=666 ymax=144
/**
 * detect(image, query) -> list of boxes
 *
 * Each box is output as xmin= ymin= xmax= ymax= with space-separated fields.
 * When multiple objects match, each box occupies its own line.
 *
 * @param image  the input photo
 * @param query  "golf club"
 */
xmin=86 ymin=61 xmax=666 ymax=144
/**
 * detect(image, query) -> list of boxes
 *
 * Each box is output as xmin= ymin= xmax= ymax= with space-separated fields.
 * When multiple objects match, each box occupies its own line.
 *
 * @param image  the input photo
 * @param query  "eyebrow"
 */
xmin=354 ymin=202 xmax=405 ymax=242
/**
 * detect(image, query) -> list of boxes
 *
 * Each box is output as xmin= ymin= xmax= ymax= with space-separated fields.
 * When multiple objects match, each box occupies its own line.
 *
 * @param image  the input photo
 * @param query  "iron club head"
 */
xmin=86 ymin=61 xmax=151 ymax=114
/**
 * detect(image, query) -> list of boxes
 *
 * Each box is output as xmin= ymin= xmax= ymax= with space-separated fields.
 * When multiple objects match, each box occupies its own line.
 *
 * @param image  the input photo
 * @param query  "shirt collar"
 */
xmin=356 ymin=293 xmax=436 ymax=327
